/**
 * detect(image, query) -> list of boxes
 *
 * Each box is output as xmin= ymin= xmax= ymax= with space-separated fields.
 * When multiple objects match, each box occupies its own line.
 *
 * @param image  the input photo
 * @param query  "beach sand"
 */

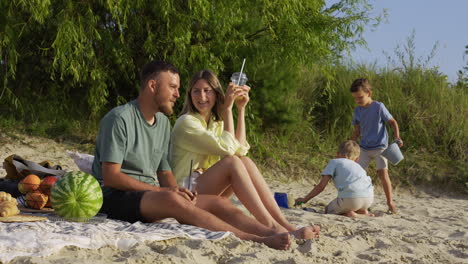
xmin=1 ymin=133 xmax=467 ymax=264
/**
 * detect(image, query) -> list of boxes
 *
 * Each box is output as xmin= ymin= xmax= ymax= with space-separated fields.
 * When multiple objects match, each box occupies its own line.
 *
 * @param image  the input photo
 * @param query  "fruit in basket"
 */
xmin=26 ymin=191 xmax=48 ymax=209
xmin=45 ymin=195 xmax=53 ymax=208
xmin=0 ymin=191 xmax=20 ymax=217
xmin=18 ymin=174 xmax=41 ymax=193
xmin=0 ymin=201 xmax=20 ymax=217
xmin=0 ymin=191 xmax=15 ymax=202
xmin=51 ymin=171 xmax=103 ymax=221
xmin=39 ymin=176 xmax=58 ymax=196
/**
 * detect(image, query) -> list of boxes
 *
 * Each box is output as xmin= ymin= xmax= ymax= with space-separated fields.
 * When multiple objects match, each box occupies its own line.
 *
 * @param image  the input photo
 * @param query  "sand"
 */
xmin=0 ymin=132 xmax=467 ymax=264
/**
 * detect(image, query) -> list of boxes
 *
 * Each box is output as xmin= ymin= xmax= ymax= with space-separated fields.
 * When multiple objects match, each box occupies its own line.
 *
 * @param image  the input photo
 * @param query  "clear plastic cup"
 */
xmin=230 ymin=72 xmax=248 ymax=86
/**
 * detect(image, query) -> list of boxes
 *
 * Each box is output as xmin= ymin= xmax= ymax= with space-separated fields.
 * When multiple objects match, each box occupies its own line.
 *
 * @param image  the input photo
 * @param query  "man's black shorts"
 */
xmin=100 ymin=190 xmax=147 ymax=223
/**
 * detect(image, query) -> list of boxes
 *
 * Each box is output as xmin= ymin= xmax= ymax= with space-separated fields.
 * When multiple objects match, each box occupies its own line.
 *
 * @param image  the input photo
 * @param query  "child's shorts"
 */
xmin=358 ymin=148 xmax=388 ymax=170
xmin=325 ymin=197 xmax=374 ymax=215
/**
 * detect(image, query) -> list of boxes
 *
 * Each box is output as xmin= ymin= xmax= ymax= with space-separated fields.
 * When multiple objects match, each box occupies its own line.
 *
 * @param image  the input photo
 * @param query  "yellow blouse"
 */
xmin=170 ymin=113 xmax=250 ymax=183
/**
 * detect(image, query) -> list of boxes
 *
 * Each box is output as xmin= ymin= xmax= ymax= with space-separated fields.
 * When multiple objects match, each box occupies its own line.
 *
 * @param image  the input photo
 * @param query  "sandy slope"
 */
xmin=1 ymin=133 xmax=467 ymax=264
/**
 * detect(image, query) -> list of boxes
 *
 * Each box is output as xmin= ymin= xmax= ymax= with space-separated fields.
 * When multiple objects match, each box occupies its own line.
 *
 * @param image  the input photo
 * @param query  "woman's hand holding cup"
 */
xmin=223 ymin=82 xmax=238 ymax=110
xmin=234 ymin=85 xmax=250 ymax=109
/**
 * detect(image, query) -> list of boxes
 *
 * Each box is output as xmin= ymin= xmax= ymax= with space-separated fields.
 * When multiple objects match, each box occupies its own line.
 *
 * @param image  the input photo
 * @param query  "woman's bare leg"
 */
xmin=239 ymin=157 xmax=296 ymax=230
xmin=141 ymin=191 xmax=290 ymax=249
xmin=240 ymin=157 xmax=320 ymax=239
xmin=196 ymin=195 xmax=277 ymax=236
xmin=195 ymin=156 xmax=287 ymax=233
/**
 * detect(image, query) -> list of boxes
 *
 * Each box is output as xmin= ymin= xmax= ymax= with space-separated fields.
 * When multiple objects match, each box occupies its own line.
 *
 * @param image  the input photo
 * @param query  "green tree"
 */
xmin=0 ymin=0 xmax=379 ymax=130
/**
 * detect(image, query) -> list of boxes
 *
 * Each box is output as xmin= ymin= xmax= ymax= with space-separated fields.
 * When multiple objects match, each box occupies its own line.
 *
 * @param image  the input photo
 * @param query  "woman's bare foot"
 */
xmin=289 ymin=225 xmax=320 ymax=239
xmin=256 ymin=233 xmax=291 ymax=250
xmin=271 ymin=224 xmax=289 ymax=234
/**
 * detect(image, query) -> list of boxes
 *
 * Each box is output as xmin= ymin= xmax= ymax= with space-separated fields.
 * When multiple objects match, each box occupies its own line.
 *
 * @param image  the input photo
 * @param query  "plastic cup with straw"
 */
xmin=187 ymin=159 xmax=193 ymax=191
xmin=231 ymin=58 xmax=248 ymax=86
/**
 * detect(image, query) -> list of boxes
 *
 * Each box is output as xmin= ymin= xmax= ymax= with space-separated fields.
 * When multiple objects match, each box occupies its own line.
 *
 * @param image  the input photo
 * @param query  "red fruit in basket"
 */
xmin=39 ymin=176 xmax=58 ymax=196
xmin=26 ymin=192 xmax=48 ymax=209
xmin=18 ymin=174 xmax=41 ymax=193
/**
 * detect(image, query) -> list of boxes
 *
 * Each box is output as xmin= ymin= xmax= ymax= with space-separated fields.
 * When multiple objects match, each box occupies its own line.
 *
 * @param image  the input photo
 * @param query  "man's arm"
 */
xmin=102 ymin=162 xmax=160 ymax=191
xmin=102 ymin=162 xmax=196 ymax=203
xmin=157 ymin=170 xmax=178 ymax=188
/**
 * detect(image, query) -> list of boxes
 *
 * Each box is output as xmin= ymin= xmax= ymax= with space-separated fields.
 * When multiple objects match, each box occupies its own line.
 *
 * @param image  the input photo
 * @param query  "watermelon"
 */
xmin=51 ymin=171 xmax=103 ymax=221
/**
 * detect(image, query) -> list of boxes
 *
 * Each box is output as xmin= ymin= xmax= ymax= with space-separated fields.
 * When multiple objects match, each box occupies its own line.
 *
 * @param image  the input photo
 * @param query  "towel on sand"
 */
xmin=0 ymin=216 xmax=230 ymax=262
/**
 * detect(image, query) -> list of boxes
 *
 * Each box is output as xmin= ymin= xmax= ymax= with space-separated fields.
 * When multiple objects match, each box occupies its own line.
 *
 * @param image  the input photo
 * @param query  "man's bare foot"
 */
xmin=289 ymin=225 xmax=320 ymax=239
xmin=257 ymin=233 xmax=291 ymax=250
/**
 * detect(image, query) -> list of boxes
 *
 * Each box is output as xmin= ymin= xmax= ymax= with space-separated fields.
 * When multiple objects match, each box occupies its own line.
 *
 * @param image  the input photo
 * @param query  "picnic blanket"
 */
xmin=0 ymin=216 xmax=231 ymax=262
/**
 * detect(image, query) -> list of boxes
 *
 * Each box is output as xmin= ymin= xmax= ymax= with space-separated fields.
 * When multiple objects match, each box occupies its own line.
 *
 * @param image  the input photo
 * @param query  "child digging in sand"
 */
xmin=295 ymin=140 xmax=374 ymax=218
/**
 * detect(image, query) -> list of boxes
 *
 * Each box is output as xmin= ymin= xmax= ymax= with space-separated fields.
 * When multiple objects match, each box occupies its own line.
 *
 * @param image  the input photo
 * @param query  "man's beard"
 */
xmin=154 ymin=96 xmax=174 ymax=115
xmin=159 ymin=103 xmax=174 ymax=115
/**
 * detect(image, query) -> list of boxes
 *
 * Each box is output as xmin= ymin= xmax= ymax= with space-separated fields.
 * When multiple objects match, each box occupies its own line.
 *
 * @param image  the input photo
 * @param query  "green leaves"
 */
xmin=0 ymin=0 xmax=378 ymax=129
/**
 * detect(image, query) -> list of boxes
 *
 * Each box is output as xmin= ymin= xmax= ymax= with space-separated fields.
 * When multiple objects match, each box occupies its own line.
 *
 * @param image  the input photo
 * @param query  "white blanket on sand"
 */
xmin=0 ymin=216 xmax=230 ymax=262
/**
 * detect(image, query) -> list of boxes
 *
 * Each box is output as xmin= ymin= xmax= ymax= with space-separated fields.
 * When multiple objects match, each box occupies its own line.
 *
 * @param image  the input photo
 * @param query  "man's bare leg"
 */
xmin=140 ymin=191 xmax=291 ymax=250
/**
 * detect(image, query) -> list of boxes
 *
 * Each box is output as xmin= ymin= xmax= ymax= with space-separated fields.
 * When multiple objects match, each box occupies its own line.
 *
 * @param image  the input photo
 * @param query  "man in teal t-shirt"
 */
xmin=93 ymin=101 xmax=172 ymax=195
xmin=90 ymin=61 xmax=292 ymax=250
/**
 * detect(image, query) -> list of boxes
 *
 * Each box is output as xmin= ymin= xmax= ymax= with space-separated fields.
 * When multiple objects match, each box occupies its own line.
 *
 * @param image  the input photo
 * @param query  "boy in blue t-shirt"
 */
xmin=350 ymin=78 xmax=403 ymax=214
xmin=295 ymin=140 xmax=374 ymax=218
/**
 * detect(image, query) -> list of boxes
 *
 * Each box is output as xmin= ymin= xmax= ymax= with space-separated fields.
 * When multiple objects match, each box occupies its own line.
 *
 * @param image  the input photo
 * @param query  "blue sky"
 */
xmin=350 ymin=0 xmax=468 ymax=82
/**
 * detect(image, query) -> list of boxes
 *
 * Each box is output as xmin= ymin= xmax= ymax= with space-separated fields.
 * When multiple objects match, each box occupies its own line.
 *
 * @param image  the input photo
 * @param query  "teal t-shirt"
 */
xmin=321 ymin=158 xmax=374 ymax=198
xmin=92 ymin=100 xmax=172 ymax=195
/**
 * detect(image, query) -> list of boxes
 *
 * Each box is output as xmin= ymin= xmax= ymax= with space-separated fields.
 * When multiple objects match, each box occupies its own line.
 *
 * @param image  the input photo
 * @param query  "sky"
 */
xmin=350 ymin=0 xmax=468 ymax=83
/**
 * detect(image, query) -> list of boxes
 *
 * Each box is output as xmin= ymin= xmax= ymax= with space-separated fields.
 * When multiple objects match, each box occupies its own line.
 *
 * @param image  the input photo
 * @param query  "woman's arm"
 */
xmin=172 ymin=115 xmax=244 ymax=156
xmin=222 ymin=83 xmax=238 ymax=136
xmin=234 ymin=85 xmax=250 ymax=145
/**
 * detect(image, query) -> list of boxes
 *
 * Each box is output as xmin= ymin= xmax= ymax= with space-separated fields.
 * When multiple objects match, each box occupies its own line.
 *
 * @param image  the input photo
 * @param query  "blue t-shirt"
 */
xmin=92 ymin=100 xmax=172 ymax=195
xmin=321 ymin=158 xmax=373 ymax=198
xmin=352 ymin=101 xmax=393 ymax=150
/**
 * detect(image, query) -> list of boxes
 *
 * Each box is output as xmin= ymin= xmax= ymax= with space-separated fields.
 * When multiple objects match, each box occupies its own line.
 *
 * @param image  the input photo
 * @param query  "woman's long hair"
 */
xmin=180 ymin=70 xmax=225 ymax=121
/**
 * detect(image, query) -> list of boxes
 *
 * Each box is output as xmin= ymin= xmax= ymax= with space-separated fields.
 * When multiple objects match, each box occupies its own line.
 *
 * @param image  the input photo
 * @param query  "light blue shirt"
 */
xmin=352 ymin=101 xmax=393 ymax=150
xmin=322 ymin=158 xmax=374 ymax=198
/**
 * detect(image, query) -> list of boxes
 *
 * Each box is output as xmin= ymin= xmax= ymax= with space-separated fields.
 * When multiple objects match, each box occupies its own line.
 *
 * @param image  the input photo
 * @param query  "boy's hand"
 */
xmin=295 ymin=197 xmax=308 ymax=206
xmin=395 ymin=138 xmax=403 ymax=147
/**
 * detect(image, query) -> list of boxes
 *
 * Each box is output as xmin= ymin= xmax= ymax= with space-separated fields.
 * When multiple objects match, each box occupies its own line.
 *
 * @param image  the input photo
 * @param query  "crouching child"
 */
xmin=295 ymin=140 xmax=374 ymax=218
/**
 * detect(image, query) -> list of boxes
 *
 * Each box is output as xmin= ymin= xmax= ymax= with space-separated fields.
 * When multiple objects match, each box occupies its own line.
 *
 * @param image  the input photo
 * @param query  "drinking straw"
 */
xmin=188 ymin=159 xmax=193 ymax=191
xmin=237 ymin=58 xmax=246 ymax=85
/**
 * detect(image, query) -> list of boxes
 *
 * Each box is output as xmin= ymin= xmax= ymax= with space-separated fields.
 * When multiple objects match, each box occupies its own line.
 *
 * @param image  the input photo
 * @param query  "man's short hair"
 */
xmin=140 ymin=61 xmax=179 ymax=89
xmin=350 ymin=78 xmax=372 ymax=93
xmin=338 ymin=140 xmax=360 ymax=160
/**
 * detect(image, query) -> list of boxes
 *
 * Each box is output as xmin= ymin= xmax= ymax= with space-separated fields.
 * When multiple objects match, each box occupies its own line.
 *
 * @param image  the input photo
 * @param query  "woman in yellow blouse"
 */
xmin=170 ymin=70 xmax=319 ymax=239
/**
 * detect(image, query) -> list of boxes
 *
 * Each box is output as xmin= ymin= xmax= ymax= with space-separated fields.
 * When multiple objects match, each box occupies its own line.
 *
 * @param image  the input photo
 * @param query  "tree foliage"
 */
xmin=0 ymin=0 xmax=378 ymax=128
